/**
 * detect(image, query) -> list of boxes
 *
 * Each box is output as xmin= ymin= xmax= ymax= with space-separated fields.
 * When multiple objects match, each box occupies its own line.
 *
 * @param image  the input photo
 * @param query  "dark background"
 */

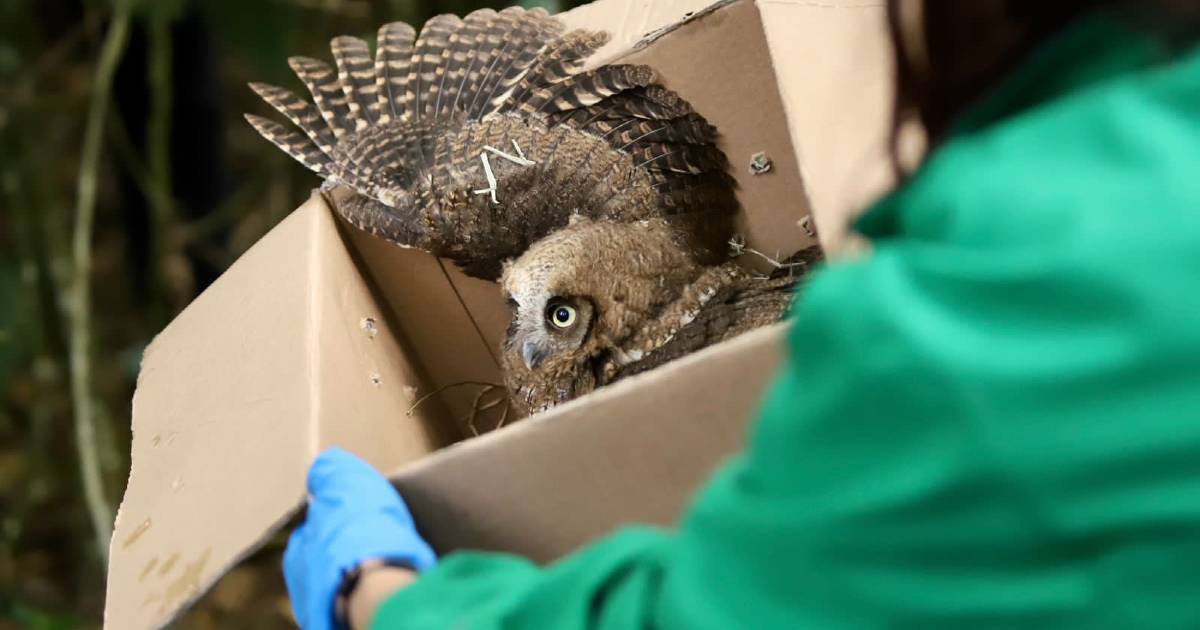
xmin=0 ymin=0 xmax=587 ymax=626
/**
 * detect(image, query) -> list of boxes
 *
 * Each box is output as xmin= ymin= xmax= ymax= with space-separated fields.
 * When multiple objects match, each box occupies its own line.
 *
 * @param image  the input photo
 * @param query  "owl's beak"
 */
xmin=521 ymin=339 xmax=546 ymax=370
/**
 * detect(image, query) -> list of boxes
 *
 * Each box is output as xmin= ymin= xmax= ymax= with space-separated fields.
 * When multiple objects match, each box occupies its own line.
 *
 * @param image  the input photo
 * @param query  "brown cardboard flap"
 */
xmin=107 ymin=206 xmax=314 ymax=630
xmin=392 ymin=323 xmax=788 ymax=563
xmin=105 ymin=197 xmax=450 ymax=629
xmin=311 ymin=197 xmax=457 ymax=459
xmin=564 ymin=0 xmax=898 ymax=254
xmin=339 ymin=219 xmax=511 ymax=438
xmin=617 ymin=0 xmax=817 ymax=268
xmin=757 ymin=0 xmax=896 ymax=253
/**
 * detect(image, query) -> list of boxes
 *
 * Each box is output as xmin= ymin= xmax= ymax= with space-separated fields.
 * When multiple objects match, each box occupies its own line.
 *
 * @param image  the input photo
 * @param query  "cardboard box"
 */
xmin=104 ymin=1 xmax=896 ymax=627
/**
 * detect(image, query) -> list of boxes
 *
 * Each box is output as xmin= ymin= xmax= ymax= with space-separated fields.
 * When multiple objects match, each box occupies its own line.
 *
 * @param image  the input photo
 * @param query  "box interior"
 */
xmin=347 ymin=0 xmax=817 ymax=441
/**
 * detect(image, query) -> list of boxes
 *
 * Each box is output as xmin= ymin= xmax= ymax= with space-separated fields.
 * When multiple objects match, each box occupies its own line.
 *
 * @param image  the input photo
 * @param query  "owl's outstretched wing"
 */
xmin=245 ymin=8 xmax=735 ymax=279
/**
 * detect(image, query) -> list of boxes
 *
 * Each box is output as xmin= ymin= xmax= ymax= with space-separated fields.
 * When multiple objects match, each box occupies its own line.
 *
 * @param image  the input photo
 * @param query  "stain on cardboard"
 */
xmin=152 ymin=430 xmax=180 ymax=447
xmin=122 ymin=518 xmax=151 ymax=549
xmin=145 ymin=548 xmax=212 ymax=615
xmin=162 ymin=549 xmax=212 ymax=613
xmin=139 ymin=557 xmax=159 ymax=582
xmin=158 ymin=552 xmax=180 ymax=577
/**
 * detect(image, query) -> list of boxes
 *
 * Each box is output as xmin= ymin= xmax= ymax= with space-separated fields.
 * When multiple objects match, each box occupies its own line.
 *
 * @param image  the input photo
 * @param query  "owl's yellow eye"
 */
xmin=547 ymin=303 xmax=577 ymax=329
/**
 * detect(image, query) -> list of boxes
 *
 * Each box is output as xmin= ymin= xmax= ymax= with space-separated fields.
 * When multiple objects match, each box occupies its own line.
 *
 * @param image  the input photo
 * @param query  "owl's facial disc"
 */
xmin=507 ymin=294 xmax=594 ymax=370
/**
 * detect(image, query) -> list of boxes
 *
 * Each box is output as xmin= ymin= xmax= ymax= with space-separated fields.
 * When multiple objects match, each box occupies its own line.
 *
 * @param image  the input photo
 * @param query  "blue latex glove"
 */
xmin=284 ymin=448 xmax=436 ymax=630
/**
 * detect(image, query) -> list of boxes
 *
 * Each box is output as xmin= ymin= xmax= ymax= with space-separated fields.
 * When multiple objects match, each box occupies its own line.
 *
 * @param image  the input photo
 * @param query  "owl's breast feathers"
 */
xmin=245 ymin=7 xmax=737 ymax=280
xmin=603 ymin=253 xmax=821 ymax=383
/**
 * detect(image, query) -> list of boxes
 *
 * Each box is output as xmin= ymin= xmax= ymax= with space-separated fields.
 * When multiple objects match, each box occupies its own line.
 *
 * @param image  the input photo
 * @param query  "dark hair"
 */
xmin=887 ymin=1 xmax=1200 ymax=165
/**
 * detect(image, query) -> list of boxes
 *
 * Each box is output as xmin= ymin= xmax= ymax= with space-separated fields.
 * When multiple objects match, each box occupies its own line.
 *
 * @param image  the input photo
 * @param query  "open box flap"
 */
xmin=392 ymin=322 xmax=787 ymax=563
xmin=563 ymin=0 xmax=898 ymax=253
xmin=105 ymin=197 xmax=454 ymax=629
xmin=756 ymin=0 xmax=896 ymax=252
xmin=339 ymin=217 xmax=513 ymax=438
xmin=614 ymin=0 xmax=817 ymax=265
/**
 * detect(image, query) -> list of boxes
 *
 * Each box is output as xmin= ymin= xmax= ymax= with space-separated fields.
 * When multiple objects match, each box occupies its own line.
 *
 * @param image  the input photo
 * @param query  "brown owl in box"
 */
xmin=501 ymin=217 xmax=821 ymax=414
xmin=245 ymin=7 xmax=821 ymax=415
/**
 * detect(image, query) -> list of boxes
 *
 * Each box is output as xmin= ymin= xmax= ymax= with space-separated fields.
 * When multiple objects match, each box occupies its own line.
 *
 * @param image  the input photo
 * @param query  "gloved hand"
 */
xmin=284 ymin=448 xmax=436 ymax=630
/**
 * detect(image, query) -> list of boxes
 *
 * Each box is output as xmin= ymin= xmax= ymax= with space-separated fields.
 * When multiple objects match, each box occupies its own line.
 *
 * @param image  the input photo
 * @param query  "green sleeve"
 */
xmin=374 ymin=225 xmax=1200 ymax=629
xmin=373 ymin=16 xmax=1200 ymax=629
xmin=372 ymin=528 xmax=673 ymax=629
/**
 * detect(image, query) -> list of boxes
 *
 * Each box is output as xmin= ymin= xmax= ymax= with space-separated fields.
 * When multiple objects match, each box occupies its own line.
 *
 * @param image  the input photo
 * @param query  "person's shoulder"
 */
xmin=890 ymin=48 xmax=1200 ymax=255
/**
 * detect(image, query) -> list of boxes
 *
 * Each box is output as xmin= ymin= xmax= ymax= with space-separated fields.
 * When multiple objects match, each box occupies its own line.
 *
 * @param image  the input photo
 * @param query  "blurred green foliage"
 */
xmin=0 ymin=0 xmax=585 ymax=626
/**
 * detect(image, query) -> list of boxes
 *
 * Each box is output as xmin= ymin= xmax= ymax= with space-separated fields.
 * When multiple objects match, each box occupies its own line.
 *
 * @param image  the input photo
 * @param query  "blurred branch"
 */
xmin=69 ymin=3 xmax=133 ymax=561
xmin=106 ymin=109 xmax=172 ymax=214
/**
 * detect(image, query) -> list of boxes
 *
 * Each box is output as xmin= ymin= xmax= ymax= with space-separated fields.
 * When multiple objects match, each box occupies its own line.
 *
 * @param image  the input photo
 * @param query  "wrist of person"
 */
xmin=335 ymin=558 xmax=417 ymax=629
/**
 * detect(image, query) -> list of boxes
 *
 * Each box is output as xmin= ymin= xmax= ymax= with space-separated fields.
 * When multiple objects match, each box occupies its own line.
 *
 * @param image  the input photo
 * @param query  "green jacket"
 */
xmin=375 ymin=12 xmax=1200 ymax=629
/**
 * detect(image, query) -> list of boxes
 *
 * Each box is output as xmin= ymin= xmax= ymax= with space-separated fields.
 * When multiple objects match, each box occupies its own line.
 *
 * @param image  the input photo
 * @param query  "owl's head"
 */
xmin=499 ymin=220 xmax=602 ymax=374
xmin=503 ymin=285 xmax=597 ymax=373
xmin=499 ymin=217 xmax=703 ymax=413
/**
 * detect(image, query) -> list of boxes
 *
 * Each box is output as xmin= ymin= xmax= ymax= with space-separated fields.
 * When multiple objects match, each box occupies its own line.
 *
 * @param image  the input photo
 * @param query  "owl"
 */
xmin=246 ymin=8 xmax=818 ymax=417
xmin=501 ymin=217 xmax=823 ymax=415
xmin=245 ymin=7 xmax=737 ymax=279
